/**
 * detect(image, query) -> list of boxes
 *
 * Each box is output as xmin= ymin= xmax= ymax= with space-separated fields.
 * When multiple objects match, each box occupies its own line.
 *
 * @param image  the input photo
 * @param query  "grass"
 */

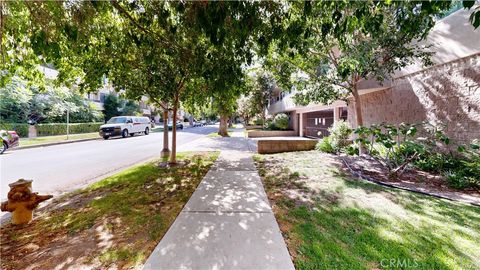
xmin=0 ymin=151 xmax=219 ymax=270
xmin=151 ymin=126 xmax=164 ymax=132
xmin=254 ymin=151 xmax=480 ymax=270
xmin=20 ymin=132 xmax=100 ymax=147
xmin=207 ymin=131 xmax=231 ymax=137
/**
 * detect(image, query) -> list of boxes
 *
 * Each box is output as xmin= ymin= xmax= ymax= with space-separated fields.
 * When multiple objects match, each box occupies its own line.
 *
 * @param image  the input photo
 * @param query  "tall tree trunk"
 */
xmin=351 ymin=81 xmax=366 ymax=154
xmin=218 ymin=114 xmax=229 ymax=137
xmin=160 ymin=108 xmax=170 ymax=158
xmin=262 ymin=109 xmax=266 ymax=129
xmin=352 ymin=87 xmax=364 ymax=127
xmin=170 ymin=95 xmax=179 ymax=164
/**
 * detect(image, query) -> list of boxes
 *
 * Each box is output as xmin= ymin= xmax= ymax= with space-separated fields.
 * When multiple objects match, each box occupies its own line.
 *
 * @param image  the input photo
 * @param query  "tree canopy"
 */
xmin=1 ymin=0 xmax=478 ymax=152
xmin=0 ymin=1 xmax=284 ymax=162
xmin=264 ymin=0 xmax=476 ymax=134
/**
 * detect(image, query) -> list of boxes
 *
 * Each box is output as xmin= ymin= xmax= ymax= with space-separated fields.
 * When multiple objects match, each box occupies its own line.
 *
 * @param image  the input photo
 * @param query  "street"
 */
xmin=0 ymin=126 xmax=218 ymax=201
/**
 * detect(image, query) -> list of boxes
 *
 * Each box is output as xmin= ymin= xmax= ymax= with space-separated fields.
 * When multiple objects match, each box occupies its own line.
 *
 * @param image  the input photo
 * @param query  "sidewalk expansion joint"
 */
xmin=182 ymin=210 xmax=272 ymax=214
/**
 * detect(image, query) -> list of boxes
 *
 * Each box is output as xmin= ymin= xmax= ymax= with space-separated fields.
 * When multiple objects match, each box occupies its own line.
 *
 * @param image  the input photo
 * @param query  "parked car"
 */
xmin=167 ymin=121 xmax=184 ymax=130
xmin=1 ymin=130 xmax=19 ymax=154
xmin=200 ymin=120 xmax=207 ymax=126
xmin=193 ymin=121 xmax=202 ymax=127
xmin=99 ymin=116 xmax=151 ymax=140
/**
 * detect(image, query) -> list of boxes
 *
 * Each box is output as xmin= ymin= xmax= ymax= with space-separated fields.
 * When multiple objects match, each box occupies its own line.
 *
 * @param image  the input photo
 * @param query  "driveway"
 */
xmin=0 ymin=126 xmax=218 ymax=201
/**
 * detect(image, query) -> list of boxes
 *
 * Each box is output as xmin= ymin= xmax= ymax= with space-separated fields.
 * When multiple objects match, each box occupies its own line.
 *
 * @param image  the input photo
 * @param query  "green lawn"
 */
xmin=151 ymin=126 xmax=165 ymax=132
xmin=1 ymin=151 xmax=219 ymax=270
xmin=254 ymin=151 xmax=480 ymax=270
xmin=207 ymin=131 xmax=232 ymax=137
xmin=20 ymin=132 xmax=100 ymax=147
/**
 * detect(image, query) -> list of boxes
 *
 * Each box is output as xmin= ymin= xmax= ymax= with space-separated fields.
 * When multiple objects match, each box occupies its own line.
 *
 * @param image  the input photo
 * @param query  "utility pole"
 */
xmin=66 ymin=107 xmax=69 ymax=140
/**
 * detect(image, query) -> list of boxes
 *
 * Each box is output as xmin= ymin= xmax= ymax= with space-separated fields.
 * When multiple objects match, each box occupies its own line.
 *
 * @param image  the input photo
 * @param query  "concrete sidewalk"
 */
xmin=143 ymin=130 xmax=294 ymax=270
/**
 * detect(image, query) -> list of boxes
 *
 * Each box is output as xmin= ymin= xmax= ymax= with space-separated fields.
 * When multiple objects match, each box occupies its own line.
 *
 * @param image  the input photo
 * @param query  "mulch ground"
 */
xmin=340 ymin=154 xmax=480 ymax=205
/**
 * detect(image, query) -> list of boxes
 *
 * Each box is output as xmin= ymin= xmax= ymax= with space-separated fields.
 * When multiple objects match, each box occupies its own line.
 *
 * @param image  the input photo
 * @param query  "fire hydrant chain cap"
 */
xmin=9 ymin=179 xmax=33 ymax=188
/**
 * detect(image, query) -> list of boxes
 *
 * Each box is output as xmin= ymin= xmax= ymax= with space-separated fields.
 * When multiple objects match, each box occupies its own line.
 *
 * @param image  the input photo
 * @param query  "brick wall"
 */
xmin=348 ymin=54 xmax=480 ymax=143
xmin=257 ymin=140 xmax=318 ymax=154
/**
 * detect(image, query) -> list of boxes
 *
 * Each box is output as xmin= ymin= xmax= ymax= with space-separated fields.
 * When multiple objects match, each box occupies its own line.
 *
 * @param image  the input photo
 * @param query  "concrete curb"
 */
xmin=1 ymin=155 xmax=157 ymax=226
xmin=13 ymin=137 xmax=101 ymax=151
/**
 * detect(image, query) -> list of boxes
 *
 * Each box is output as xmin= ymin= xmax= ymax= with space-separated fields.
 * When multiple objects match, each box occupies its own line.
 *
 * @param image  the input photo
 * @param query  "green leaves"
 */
xmin=469 ymin=7 xmax=480 ymax=28
xmin=337 ymin=58 xmax=360 ymax=79
xmin=463 ymin=0 xmax=476 ymax=9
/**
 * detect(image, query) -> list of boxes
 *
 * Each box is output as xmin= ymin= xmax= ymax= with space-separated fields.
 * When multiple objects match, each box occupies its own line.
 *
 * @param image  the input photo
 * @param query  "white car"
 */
xmin=99 ymin=116 xmax=151 ymax=139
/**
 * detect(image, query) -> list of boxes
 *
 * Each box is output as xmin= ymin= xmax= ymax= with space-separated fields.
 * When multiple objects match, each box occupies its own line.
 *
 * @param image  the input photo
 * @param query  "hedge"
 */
xmin=0 ymin=122 xmax=103 ymax=137
xmin=0 ymin=123 xmax=29 ymax=137
xmin=36 ymin=122 xmax=103 ymax=136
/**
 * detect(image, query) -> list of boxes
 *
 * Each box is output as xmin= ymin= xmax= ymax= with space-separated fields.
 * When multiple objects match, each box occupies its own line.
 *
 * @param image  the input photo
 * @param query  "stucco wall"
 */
xmin=257 ymin=139 xmax=318 ymax=154
xmin=348 ymin=54 xmax=480 ymax=143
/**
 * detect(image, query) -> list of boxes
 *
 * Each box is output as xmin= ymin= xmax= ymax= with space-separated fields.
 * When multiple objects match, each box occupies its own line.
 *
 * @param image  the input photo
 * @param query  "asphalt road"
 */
xmin=0 ymin=125 xmax=218 ymax=201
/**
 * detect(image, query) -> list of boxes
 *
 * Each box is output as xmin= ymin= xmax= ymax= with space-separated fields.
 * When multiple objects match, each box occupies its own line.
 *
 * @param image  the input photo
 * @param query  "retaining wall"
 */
xmin=257 ymin=139 xmax=317 ymax=154
xmin=248 ymin=130 xmax=297 ymax=138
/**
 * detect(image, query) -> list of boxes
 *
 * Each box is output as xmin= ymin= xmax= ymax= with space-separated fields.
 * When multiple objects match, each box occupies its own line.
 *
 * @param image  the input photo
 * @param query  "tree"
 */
xmin=103 ymin=94 xmax=121 ymax=122
xmin=1 ymin=1 xmax=282 ymax=159
xmin=266 ymin=1 xmax=469 ymax=153
xmin=1 ymin=1 xmax=213 ymax=163
xmin=250 ymin=72 xmax=275 ymax=127
xmin=120 ymin=100 xmax=141 ymax=117
xmin=0 ymin=77 xmax=103 ymax=124
xmin=0 ymin=77 xmax=31 ymax=123
xmin=236 ymin=96 xmax=252 ymax=125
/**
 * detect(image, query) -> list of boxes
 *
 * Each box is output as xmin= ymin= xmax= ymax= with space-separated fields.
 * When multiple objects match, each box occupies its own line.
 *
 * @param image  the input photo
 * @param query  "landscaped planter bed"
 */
xmin=340 ymin=154 xmax=480 ymax=205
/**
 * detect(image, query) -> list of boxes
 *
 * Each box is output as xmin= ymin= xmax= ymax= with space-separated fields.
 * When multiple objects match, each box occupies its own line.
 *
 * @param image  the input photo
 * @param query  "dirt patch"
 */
xmin=1 ymin=151 xmax=219 ymax=270
xmin=340 ymin=154 xmax=480 ymax=205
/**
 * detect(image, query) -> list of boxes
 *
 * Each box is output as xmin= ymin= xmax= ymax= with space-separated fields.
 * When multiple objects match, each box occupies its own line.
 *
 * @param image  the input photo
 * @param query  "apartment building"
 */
xmin=268 ymin=8 xmax=480 ymax=143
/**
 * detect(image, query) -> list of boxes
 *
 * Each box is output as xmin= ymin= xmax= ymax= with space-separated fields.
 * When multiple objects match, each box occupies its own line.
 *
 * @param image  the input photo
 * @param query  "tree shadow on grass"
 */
xmin=257 ymin=152 xmax=480 ymax=270
xmin=329 ymin=158 xmax=480 ymax=231
xmin=0 ymin=152 xmax=219 ymax=270
xmin=288 ymin=202 xmax=478 ymax=270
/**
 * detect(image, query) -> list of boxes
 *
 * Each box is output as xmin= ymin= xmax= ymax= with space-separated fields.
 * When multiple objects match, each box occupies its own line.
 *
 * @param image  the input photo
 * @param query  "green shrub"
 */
xmin=316 ymin=137 xmax=335 ymax=153
xmin=264 ymin=119 xmax=275 ymax=130
xmin=253 ymin=119 xmax=263 ymax=126
xmin=273 ymin=113 xmax=289 ymax=130
xmin=354 ymin=123 xmax=440 ymax=178
xmin=346 ymin=144 xmax=359 ymax=155
xmin=36 ymin=122 xmax=103 ymax=136
xmin=0 ymin=123 xmax=29 ymax=137
xmin=414 ymin=153 xmax=461 ymax=173
xmin=314 ymin=120 xmax=352 ymax=154
xmin=328 ymin=120 xmax=352 ymax=150
xmin=413 ymin=139 xmax=480 ymax=189
xmin=445 ymin=171 xmax=480 ymax=189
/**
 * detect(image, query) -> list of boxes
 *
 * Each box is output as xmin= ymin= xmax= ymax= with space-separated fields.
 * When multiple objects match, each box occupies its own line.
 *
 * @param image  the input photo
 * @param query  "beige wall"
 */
xmin=348 ymin=54 xmax=480 ymax=143
xmin=257 ymin=139 xmax=317 ymax=154
xmin=396 ymin=8 xmax=480 ymax=77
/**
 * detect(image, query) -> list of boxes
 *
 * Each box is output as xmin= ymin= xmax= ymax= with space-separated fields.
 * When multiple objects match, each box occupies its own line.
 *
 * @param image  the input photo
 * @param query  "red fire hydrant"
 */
xmin=1 ymin=179 xmax=53 ymax=225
